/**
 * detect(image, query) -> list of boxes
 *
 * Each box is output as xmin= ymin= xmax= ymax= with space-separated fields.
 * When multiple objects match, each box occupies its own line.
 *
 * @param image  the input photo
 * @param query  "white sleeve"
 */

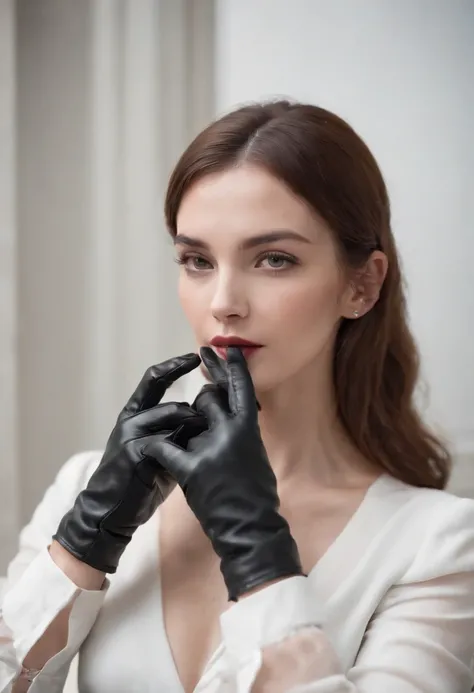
xmin=0 ymin=451 xmax=108 ymax=693
xmin=213 ymin=497 xmax=474 ymax=693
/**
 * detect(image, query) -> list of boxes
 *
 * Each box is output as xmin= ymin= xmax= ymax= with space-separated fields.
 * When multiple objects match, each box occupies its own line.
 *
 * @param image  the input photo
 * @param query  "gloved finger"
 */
xmin=121 ymin=401 xmax=204 ymax=439
xmin=120 ymin=353 xmax=201 ymax=417
xmin=199 ymin=347 xmax=228 ymax=390
xmin=225 ymin=347 xmax=258 ymax=417
xmin=168 ymin=415 xmax=209 ymax=448
xmin=192 ymin=383 xmax=230 ymax=427
xmin=141 ymin=435 xmax=191 ymax=487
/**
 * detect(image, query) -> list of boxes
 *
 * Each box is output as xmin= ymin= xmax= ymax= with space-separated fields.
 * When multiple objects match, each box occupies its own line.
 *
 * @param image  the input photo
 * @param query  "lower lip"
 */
xmin=213 ymin=346 xmax=262 ymax=360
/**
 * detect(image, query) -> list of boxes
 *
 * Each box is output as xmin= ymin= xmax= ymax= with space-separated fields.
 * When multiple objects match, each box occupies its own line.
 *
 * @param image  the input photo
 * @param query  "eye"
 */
xmin=175 ymin=254 xmax=213 ymax=271
xmin=257 ymin=252 xmax=298 ymax=270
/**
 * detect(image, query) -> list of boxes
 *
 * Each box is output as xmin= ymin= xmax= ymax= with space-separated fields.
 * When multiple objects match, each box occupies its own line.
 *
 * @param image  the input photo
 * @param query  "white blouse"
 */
xmin=2 ymin=450 xmax=474 ymax=693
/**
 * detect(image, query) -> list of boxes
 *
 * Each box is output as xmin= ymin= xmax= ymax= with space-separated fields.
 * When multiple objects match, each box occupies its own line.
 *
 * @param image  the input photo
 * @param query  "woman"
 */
xmin=2 ymin=100 xmax=474 ymax=693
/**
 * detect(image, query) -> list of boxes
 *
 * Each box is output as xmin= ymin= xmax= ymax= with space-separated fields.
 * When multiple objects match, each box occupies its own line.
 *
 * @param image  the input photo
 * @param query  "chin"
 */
xmin=198 ymin=349 xmax=292 ymax=394
xmin=246 ymin=362 xmax=285 ymax=395
xmin=250 ymin=352 xmax=319 ymax=396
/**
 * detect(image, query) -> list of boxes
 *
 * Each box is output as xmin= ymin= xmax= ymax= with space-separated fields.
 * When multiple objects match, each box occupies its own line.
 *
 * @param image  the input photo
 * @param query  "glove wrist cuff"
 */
xmin=220 ymin=531 xmax=303 ymax=601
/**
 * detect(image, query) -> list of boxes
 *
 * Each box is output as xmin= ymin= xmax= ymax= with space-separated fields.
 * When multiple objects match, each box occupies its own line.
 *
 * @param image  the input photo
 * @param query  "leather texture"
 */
xmin=53 ymin=354 xmax=207 ymax=573
xmin=146 ymin=347 xmax=303 ymax=601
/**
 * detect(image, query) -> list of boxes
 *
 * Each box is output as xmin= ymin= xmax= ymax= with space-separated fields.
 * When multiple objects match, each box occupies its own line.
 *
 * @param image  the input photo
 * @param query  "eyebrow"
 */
xmin=174 ymin=229 xmax=312 ymax=250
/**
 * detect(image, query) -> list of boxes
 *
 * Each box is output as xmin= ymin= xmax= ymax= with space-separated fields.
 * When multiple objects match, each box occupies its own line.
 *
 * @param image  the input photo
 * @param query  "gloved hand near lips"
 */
xmin=54 ymin=347 xmax=303 ymax=601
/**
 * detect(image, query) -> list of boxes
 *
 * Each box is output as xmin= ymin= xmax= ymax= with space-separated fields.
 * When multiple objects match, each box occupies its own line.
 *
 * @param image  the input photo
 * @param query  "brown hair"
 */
xmin=165 ymin=100 xmax=451 ymax=489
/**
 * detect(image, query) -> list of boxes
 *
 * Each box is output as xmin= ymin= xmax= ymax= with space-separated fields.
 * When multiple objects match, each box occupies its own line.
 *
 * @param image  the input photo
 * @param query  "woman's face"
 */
xmin=175 ymin=165 xmax=355 ymax=393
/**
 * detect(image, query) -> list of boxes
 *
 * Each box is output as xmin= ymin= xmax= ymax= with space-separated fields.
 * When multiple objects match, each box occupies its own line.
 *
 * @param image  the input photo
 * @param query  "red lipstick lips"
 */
xmin=209 ymin=336 xmax=263 ymax=361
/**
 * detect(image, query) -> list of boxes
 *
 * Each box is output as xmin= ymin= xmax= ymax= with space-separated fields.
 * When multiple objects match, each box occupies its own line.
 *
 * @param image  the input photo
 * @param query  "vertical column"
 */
xmin=0 ymin=0 xmax=19 ymax=572
xmin=16 ymin=0 xmax=93 ymax=524
xmin=85 ymin=0 xmax=216 ymax=444
xmin=86 ymin=0 xmax=177 ymax=444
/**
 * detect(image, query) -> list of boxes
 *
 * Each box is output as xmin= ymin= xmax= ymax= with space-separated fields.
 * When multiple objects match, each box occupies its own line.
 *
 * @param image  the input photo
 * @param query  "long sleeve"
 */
xmin=211 ymin=496 xmax=474 ymax=693
xmin=0 ymin=451 xmax=107 ymax=693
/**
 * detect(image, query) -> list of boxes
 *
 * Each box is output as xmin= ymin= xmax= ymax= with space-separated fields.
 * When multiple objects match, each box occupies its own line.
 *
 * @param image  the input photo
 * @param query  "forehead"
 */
xmin=176 ymin=165 xmax=321 ymax=242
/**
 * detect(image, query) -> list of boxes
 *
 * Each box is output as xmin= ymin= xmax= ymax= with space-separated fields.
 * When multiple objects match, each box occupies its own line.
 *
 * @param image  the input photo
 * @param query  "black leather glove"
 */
xmin=53 ymin=353 xmax=207 ymax=573
xmin=146 ymin=347 xmax=303 ymax=600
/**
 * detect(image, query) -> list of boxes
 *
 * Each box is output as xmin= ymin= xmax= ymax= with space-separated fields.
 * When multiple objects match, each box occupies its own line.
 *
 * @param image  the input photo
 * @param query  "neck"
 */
xmin=256 ymin=357 xmax=375 ymax=489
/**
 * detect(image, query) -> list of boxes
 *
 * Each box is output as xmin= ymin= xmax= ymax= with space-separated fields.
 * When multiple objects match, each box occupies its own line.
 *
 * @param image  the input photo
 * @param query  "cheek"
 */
xmin=178 ymin=277 xmax=204 ymax=328
xmin=268 ymin=276 xmax=341 ymax=334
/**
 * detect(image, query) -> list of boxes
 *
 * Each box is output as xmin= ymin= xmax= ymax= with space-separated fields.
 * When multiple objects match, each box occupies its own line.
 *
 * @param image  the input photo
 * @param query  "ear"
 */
xmin=341 ymin=251 xmax=388 ymax=320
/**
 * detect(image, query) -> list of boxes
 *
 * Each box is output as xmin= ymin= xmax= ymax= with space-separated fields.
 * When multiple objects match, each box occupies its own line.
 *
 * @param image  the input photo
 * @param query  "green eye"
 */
xmin=257 ymin=252 xmax=298 ymax=270
xmin=175 ymin=254 xmax=213 ymax=271
xmin=191 ymin=256 xmax=211 ymax=269
xmin=265 ymin=254 xmax=287 ymax=268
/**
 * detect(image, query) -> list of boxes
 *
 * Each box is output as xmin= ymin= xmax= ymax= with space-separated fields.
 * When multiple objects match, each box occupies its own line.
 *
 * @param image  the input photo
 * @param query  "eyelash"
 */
xmin=174 ymin=251 xmax=299 ymax=274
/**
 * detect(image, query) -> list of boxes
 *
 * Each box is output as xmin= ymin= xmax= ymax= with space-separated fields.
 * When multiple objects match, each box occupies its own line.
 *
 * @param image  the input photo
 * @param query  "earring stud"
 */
xmin=353 ymin=310 xmax=359 ymax=318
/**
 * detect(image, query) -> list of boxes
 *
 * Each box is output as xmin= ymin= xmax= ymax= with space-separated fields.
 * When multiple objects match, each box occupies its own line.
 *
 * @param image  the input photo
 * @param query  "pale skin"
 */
xmin=16 ymin=164 xmax=387 ymax=693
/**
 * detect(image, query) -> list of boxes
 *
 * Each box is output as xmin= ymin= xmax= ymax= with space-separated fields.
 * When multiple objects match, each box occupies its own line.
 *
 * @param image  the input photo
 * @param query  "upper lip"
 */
xmin=210 ymin=336 xmax=262 ymax=347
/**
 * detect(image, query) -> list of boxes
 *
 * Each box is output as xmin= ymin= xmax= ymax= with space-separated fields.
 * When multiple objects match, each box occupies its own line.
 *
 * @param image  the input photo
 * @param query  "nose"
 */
xmin=210 ymin=269 xmax=249 ymax=324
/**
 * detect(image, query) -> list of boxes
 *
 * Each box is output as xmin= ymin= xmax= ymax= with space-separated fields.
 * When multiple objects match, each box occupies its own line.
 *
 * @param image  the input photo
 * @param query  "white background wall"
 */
xmin=215 ymin=0 xmax=474 ymax=457
xmin=0 ymin=0 xmax=19 ymax=571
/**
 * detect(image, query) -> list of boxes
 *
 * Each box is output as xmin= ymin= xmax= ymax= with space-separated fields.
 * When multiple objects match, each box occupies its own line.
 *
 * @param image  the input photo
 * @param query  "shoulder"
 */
xmin=378 ymin=476 xmax=474 ymax=583
xmin=406 ymin=489 xmax=474 ymax=582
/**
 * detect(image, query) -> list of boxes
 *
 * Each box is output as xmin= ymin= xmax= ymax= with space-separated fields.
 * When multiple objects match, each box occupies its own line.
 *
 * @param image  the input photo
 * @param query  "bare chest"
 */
xmin=159 ymin=498 xmax=228 ymax=692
